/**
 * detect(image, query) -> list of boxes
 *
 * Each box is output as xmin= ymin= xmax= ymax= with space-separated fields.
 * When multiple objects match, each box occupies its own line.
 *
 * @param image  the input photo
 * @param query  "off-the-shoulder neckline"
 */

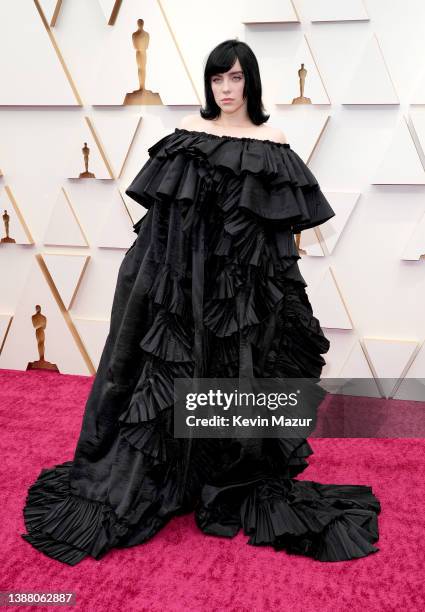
xmin=174 ymin=127 xmax=290 ymax=148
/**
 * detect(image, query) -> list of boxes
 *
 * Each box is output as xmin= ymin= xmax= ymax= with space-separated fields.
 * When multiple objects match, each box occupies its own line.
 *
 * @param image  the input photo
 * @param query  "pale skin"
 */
xmin=179 ymin=58 xmax=301 ymax=243
xmin=178 ymin=58 xmax=287 ymax=144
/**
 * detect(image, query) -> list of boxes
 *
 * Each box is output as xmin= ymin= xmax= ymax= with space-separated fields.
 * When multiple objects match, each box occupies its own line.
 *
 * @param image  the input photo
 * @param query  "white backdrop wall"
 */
xmin=1 ymin=0 xmax=425 ymax=400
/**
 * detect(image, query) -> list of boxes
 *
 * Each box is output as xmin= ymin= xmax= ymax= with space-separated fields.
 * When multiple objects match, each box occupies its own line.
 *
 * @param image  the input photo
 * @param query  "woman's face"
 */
xmin=210 ymin=58 xmax=246 ymax=115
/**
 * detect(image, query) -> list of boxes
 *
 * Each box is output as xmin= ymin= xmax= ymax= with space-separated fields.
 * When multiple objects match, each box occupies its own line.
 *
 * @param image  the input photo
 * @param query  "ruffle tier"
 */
xmin=22 ymin=128 xmax=380 ymax=565
xmin=22 ymin=462 xmax=129 ymax=566
xmin=195 ymin=476 xmax=381 ymax=562
xmin=126 ymin=128 xmax=336 ymax=233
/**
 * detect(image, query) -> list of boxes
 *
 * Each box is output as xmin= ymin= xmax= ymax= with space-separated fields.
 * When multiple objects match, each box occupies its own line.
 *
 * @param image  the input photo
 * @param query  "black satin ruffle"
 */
xmin=196 ymin=476 xmax=381 ymax=561
xmin=126 ymin=128 xmax=336 ymax=233
xmin=21 ymin=128 xmax=380 ymax=565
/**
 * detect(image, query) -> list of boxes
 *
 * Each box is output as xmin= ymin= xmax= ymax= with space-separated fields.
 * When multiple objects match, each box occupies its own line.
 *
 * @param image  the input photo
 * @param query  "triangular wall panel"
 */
xmin=90 ymin=114 xmax=142 ymax=179
xmin=91 ymin=0 xmax=198 ymax=106
xmin=401 ymin=209 xmax=425 ymax=260
xmin=0 ymin=255 xmax=93 ymax=375
xmin=372 ymin=119 xmax=425 ymax=184
xmin=242 ymin=0 xmax=299 ymax=23
xmin=308 ymin=0 xmax=369 ymax=22
xmin=275 ymin=36 xmax=331 ymax=105
xmin=0 ymin=1 xmax=78 ymax=105
xmin=72 ymin=317 xmax=110 ymax=370
xmin=43 ymin=188 xmax=89 ymax=247
xmin=339 ymin=340 xmax=378 ymax=382
xmin=319 ymin=192 xmax=359 ymax=255
xmin=342 ymin=35 xmax=399 ymax=104
xmin=0 ymin=186 xmax=34 ymax=245
xmin=65 ymin=117 xmax=114 ymax=179
xmin=43 ymin=254 xmax=90 ymax=310
xmin=363 ymin=337 xmax=419 ymax=398
xmin=96 ymin=190 xmax=136 ymax=249
xmin=311 ymin=268 xmax=353 ymax=330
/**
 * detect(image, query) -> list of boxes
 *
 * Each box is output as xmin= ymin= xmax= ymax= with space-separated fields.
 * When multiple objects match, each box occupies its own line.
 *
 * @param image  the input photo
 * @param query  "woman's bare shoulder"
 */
xmin=262 ymin=126 xmax=287 ymax=144
xmin=177 ymin=115 xmax=287 ymax=144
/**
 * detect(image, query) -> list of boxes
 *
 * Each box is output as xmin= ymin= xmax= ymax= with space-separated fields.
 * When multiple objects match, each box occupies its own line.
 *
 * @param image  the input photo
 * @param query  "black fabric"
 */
xmin=21 ymin=128 xmax=381 ymax=565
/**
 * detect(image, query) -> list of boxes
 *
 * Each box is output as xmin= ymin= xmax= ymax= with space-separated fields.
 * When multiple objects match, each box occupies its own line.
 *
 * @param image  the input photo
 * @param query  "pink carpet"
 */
xmin=0 ymin=367 xmax=424 ymax=612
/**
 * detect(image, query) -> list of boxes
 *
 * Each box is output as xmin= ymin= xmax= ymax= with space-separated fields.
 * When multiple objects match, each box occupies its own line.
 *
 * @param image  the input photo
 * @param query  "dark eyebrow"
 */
xmin=212 ymin=71 xmax=243 ymax=76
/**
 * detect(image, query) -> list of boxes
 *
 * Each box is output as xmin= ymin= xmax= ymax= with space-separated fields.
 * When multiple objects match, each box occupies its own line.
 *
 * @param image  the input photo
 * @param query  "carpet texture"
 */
xmin=0 ymin=367 xmax=424 ymax=612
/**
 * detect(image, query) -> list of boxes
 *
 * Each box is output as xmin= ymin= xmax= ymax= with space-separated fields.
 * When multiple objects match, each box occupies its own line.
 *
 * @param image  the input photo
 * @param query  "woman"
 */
xmin=21 ymin=39 xmax=381 ymax=565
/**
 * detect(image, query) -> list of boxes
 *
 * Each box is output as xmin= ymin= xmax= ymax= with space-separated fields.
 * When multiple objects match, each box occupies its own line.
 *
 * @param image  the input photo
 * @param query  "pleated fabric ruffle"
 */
xmin=21 ymin=128 xmax=381 ymax=565
xmin=195 ymin=477 xmax=380 ymax=562
xmin=22 ymin=462 xmax=128 ymax=566
xmin=126 ymin=128 xmax=335 ymax=234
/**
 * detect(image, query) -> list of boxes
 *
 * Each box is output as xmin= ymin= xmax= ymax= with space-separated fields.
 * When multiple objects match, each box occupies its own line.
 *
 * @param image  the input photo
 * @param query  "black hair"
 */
xmin=199 ymin=39 xmax=270 ymax=125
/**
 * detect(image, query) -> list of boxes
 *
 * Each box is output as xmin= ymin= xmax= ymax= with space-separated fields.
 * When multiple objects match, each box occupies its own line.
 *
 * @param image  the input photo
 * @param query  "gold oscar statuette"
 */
xmin=26 ymin=305 xmax=59 ymax=372
xmin=292 ymin=63 xmax=312 ymax=105
xmin=79 ymin=142 xmax=96 ymax=178
xmin=123 ymin=18 xmax=162 ymax=105
xmin=1 ymin=209 xmax=16 ymax=243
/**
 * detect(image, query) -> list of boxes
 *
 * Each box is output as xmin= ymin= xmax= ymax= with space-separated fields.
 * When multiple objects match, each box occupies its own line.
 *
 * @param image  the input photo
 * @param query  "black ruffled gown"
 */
xmin=21 ymin=128 xmax=381 ymax=565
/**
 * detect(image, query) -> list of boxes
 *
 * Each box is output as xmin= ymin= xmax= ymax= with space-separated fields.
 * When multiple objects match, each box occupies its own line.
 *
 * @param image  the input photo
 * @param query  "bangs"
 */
xmin=205 ymin=46 xmax=240 ymax=78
